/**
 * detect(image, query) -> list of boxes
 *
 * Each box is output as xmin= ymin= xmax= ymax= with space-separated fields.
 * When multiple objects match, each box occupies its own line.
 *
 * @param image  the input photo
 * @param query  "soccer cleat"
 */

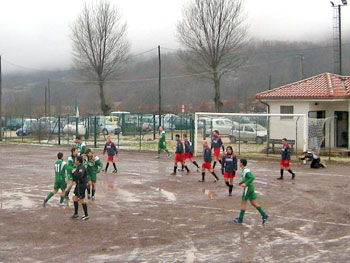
xmin=43 ymin=200 xmax=47 ymax=207
xmin=113 ymin=169 xmax=118 ymax=174
xmin=233 ymin=218 xmax=243 ymax=223
xmin=91 ymin=196 xmax=95 ymax=201
xmin=214 ymin=178 xmax=219 ymax=183
xmin=87 ymin=195 xmax=91 ymax=200
xmin=186 ymin=171 xmax=190 ymax=175
xmin=277 ymin=177 xmax=284 ymax=180
xmin=70 ymin=214 xmax=79 ymax=220
xmin=198 ymin=179 xmax=205 ymax=182
xmin=59 ymin=202 xmax=65 ymax=206
xmin=102 ymin=169 xmax=107 ymax=173
xmin=170 ymin=172 xmax=176 ymax=176
xmin=81 ymin=215 xmax=89 ymax=221
xmin=229 ymin=186 xmax=233 ymax=196
xmin=262 ymin=214 xmax=269 ymax=224
xmin=292 ymin=173 xmax=295 ymax=180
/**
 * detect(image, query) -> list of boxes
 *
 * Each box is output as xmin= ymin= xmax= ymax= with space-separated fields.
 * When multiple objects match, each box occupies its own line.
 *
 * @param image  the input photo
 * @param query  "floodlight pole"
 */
xmin=158 ymin=45 xmax=162 ymax=127
xmin=338 ymin=5 xmax=342 ymax=75
xmin=0 ymin=56 xmax=2 ymax=141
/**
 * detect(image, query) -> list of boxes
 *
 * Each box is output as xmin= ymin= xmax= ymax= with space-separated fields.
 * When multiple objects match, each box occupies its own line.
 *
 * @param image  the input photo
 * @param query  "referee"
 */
xmin=71 ymin=156 xmax=89 ymax=220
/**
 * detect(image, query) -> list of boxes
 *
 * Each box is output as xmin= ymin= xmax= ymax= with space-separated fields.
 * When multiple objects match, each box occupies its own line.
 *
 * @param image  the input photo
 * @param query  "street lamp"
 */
xmin=331 ymin=0 xmax=347 ymax=75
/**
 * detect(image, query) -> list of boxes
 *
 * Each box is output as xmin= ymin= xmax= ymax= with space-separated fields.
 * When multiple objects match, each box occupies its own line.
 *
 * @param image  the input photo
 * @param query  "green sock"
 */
xmin=92 ymin=189 xmax=95 ymax=197
xmin=257 ymin=206 xmax=266 ymax=216
xmin=239 ymin=209 xmax=245 ymax=221
xmin=60 ymin=196 xmax=65 ymax=203
xmin=165 ymin=149 xmax=169 ymax=154
xmin=157 ymin=149 xmax=161 ymax=155
xmin=45 ymin=192 xmax=54 ymax=202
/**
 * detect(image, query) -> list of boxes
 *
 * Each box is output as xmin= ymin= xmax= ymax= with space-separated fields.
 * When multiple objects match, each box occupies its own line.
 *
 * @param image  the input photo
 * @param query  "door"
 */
xmin=335 ymin=111 xmax=348 ymax=148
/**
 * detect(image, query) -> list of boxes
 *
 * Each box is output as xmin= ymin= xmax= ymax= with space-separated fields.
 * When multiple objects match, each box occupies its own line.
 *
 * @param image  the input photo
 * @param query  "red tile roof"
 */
xmin=256 ymin=73 xmax=350 ymax=100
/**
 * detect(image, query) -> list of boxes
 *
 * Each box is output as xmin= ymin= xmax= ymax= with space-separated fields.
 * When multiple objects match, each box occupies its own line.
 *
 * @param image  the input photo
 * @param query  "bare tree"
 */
xmin=177 ymin=0 xmax=246 ymax=112
xmin=71 ymin=1 xmax=130 ymax=115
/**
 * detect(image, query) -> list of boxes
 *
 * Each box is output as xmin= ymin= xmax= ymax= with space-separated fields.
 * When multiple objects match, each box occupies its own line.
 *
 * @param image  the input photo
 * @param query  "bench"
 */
xmin=267 ymin=139 xmax=296 ymax=154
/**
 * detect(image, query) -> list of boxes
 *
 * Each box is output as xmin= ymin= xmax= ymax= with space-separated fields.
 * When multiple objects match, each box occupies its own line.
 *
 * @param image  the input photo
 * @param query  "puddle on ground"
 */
xmin=116 ymin=188 xmax=139 ymax=202
xmin=0 ymin=191 xmax=37 ymax=210
xmin=202 ymin=189 xmax=216 ymax=199
xmin=151 ymin=187 xmax=176 ymax=202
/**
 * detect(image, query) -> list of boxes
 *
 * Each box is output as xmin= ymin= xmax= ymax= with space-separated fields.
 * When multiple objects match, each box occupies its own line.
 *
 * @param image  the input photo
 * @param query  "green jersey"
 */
xmin=66 ymin=155 xmax=77 ymax=180
xmin=87 ymin=156 xmax=103 ymax=175
xmin=240 ymin=166 xmax=257 ymax=201
xmin=76 ymin=141 xmax=87 ymax=155
xmin=158 ymin=131 xmax=166 ymax=148
xmin=54 ymin=160 xmax=67 ymax=182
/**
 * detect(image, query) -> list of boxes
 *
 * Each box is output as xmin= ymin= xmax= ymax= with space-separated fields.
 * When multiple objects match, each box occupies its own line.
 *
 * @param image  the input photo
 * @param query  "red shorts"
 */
xmin=184 ymin=152 xmax=194 ymax=159
xmin=202 ymin=161 xmax=212 ymax=170
xmin=107 ymin=155 xmax=114 ymax=162
xmin=224 ymin=171 xmax=236 ymax=179
xmin=213 ymin=148 xmax=221 ymax=158
xmin=175 ymin=153 xmax=184 ymax=163
xmin=280 ymin=159 xmax=290 ymax=168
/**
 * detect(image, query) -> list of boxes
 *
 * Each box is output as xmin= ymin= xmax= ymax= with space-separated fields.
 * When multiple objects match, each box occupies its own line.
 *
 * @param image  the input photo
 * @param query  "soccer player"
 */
xmin=71 ymin=156 xmax=89 ymax=220
xmin=75 ymin=135 xmax=87 ymax=157
xmin=65 ymin=147 xmax=78 ymax=200
xmin=102 ymin=136 xmax=118 ymax=173
xmin=156 ymin=126 xmax=170 ymax=158
xmin=171 ymin=134 xmax=189 ymax=175
xmin=277 ymin=138 xmax=296 ymax=180
xmin=211 ymin=130 xmax=225 ymax=169
xmin=183 ymin=134 xmax=200 ymax=171
xmin=86 ymin=148 xmax=103 ymax=200
xmin=233 ymin=159 xmax=269 ymax=224
xmin=199 ymin=140 xmax=219 ymax=182
xmin=299 ymin=151 xmax=326 ymax=169
xmin=221 ymin=146 xmax=237 ymax=196
xmin=43 ymin=152 xmax=67 ymax=207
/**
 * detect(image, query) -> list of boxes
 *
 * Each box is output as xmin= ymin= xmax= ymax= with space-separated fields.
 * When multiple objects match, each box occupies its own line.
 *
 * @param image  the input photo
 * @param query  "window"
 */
xmin=280 ymin=106 xmax=294 ymax=119
xmin=245 ymin=126 xmax=254 ymax=132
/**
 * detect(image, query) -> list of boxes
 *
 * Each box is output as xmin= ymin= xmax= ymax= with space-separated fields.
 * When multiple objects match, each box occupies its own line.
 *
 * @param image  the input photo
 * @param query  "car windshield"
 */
xmin=249 ymin=124 xmax=266 ymax=131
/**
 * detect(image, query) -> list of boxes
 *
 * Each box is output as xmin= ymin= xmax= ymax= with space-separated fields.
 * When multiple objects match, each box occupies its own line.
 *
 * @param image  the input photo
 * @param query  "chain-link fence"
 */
xmin=1 ymin=113 xmax=195 ymax=152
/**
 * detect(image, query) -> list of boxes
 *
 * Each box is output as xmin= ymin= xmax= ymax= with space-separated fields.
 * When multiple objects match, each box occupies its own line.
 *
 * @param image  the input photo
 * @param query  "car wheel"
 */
xmin=256 ymin=137 xmax=263 ymax=144
xmin=102 ymin=129 xmax=109 ymax=135
xmin=229 ymin=136 xmax=236 ymax=143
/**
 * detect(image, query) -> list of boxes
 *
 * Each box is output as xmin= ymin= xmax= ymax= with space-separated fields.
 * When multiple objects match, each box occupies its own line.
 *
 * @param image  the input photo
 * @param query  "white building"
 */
xmin=256 ymin=72 xmax=350 ymax=151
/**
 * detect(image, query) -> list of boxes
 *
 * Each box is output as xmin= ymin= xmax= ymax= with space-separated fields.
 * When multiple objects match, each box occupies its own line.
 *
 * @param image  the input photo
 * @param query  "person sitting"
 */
xmin=299 ymin=151 xmax=326 ymax=169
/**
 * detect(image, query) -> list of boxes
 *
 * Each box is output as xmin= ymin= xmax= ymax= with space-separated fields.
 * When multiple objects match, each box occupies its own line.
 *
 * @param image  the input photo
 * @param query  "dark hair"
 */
xmin=57 ymin=152 xmax=63 ymax=159
xmin=213 ymin=130 xmax=219 ymax=135
xmin=282 ymin=138 xmax=287 ymax=141
xmin=86 ymin=148 xmax=92 ymax=154
xmin=226 ymin=146 xmax=233 ymax=152
xmin=76 ymin=136 xmax=81 ymax=140
xmin=183 ymin=134 xmax=187 ymax=137
xmin=240 ymin=158 xmax=247 ymax=166
xmin=76 ymin=156 xmax=83 ymax=164
xmin=71 ymin=147 xmax=77 ymax=155
xmin=175 ymin=134 xmax=180 ymax=138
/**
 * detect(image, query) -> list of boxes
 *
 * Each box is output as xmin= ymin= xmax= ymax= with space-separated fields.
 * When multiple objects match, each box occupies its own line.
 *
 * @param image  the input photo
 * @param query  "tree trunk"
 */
xmin=98 ymin=81 xmax=110 ymax=116
xmin=213 ymin=72 xmax=223 ymax=112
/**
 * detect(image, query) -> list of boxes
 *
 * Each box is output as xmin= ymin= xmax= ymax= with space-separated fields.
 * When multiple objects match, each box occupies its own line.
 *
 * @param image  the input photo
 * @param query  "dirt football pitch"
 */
xmin=1 ymin=144 xmax=350 ymax=262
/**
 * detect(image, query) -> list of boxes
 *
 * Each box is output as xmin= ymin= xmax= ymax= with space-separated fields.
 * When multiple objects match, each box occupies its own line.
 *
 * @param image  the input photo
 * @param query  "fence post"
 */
xmin=94 ymin=116 xmax=97 ymax=148
xmin=171 ymin=116 xmax=174 ymax=140
xmin=21 ymin=115 xmax=24 ymax=143
xmin=190 ymin=117 xmax=195 ymax=153
xmin=153 ymin=114 xmax=156 ymax=140
xmin=139 ymin=114 xmax=142 ymax=150
xmin=58 ymin=116 xmax=61 ymax=145
xmin=238 ymin=122 xmax=241 ymax=155
xmin=38 ymin=118 xmax=41 ymax=144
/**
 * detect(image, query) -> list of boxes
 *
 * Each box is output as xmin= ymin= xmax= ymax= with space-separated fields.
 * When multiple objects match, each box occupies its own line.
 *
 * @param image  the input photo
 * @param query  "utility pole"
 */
xmin=47 ymin=79 xmax=50 ymax=117
xmin=300 ymin=53 xmax=305 ymax=80
xmin=338 ymin=5 xmax=342 ymax=75
xmin=268 ymin=75 xmax=272 ymax=90
xmin=44 ymin=86 xmax=47 ymax=117
xmin=0 ymin=56 xmax=2 ymax=141
xmin=158 ymin=45 xmax=162 ymax=127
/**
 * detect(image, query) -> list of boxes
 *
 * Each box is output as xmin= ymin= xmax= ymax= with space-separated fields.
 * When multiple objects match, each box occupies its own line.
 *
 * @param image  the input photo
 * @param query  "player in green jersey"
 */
xmin=43 ymin=152 xmax=67 ymax=207
xmin=156 ymin=126 xmax=170 ymax=158
xmin=86 ymin=148 xmax=103 ymax=200
xmin=65 ymin=147 xmax=78 ymax=200
xmin=75 ymin=136 xmax=87 ymax=157
xmin=233 ymin=159 xmax=269 ymax=224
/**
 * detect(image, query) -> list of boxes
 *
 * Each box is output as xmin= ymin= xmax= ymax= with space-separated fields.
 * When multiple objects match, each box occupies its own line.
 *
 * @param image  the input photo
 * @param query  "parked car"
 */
xmin=99 ymin=120 xmax=121 ymax=135
xmin=6 ymin=118 xmax=23 ymax=131
xmin=39 ymin=117 xmax=57 ymax=123
xmin=16 ymin=119 xmax=38 ymax=136
xmin=63 ymin=124 xmax=87 ymax=136
xmin=202 ymin=118 xmax=238 ymax=136
xmin=106 ymin=115 xmax=120 ymax=125
xmin=229 ymin=124 xmax=267 ymax=144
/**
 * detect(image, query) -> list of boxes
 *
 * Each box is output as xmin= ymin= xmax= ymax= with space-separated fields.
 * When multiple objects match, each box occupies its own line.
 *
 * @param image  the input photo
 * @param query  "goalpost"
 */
xmin=194 ymin=112 xmax=308 ymax=156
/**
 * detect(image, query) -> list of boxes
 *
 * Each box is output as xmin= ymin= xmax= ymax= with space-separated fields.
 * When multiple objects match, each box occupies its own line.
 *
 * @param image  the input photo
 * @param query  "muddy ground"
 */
xmin=1 ymin=144 xmax=350 ymax=263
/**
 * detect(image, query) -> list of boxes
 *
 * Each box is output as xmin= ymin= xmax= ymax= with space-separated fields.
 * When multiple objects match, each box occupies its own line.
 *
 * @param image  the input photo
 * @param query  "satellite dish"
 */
xmin=330 ymin=1 xmax=335 ymax=6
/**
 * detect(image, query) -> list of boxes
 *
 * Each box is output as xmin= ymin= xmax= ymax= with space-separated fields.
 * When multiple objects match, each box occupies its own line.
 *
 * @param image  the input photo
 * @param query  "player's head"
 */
xmin=226 ymin=146 xmax=233 ymax=154
xmin=86 ymin=148 xmax=93 ymax=157
xmin=75 ymin=136 xmax=81 ymax=143
xmin=202 ymin=140 xmax=208 ymax=147
xmin=213 ymin=130 xmax=219 ymax=136
xmin=159 ymin=126 xmax=163 ymax=132
xmin=282 ymin=138 xmax=287 ymax=145
xmin=71 ymin=147 xmax=78 ymax=156
xmin=107 ymin=135 xmax=111 ymax=142
xmin=175 ymin=134 xmax=180 ymax=140
xmin=240 ymin=158 xmax=247 ymax=168
xmin=75 ymin=156 xmax=83 ymax=165
xmin=183 ymin=133 xmax=187 ymax=138
xmin=57 ymin=152 xmax=63 ymax=160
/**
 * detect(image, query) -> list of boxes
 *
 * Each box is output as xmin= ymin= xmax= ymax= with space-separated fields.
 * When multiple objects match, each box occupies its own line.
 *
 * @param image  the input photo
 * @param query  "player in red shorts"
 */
xmin=277 ymin=138 xmax=295 ymax=180
xmin=199 ymin=140 xmax=219 ymax=182
xmin=221 ymin=146 xmax=237 ymax=196
xmin=211 ymin=130 xmax=225 ymax=170
xmin=183 ymin=134 xmax=200 ymax=172
xmin=171 ymin=134 xmax=189 ymax=175
xmin=102 ymin=136 xmax=118 ymax=174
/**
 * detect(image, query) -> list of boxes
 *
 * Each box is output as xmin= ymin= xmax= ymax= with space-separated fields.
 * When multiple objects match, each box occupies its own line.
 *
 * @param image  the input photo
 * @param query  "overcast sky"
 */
xmin=1 ymin=0 xmax=349 ymax=73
